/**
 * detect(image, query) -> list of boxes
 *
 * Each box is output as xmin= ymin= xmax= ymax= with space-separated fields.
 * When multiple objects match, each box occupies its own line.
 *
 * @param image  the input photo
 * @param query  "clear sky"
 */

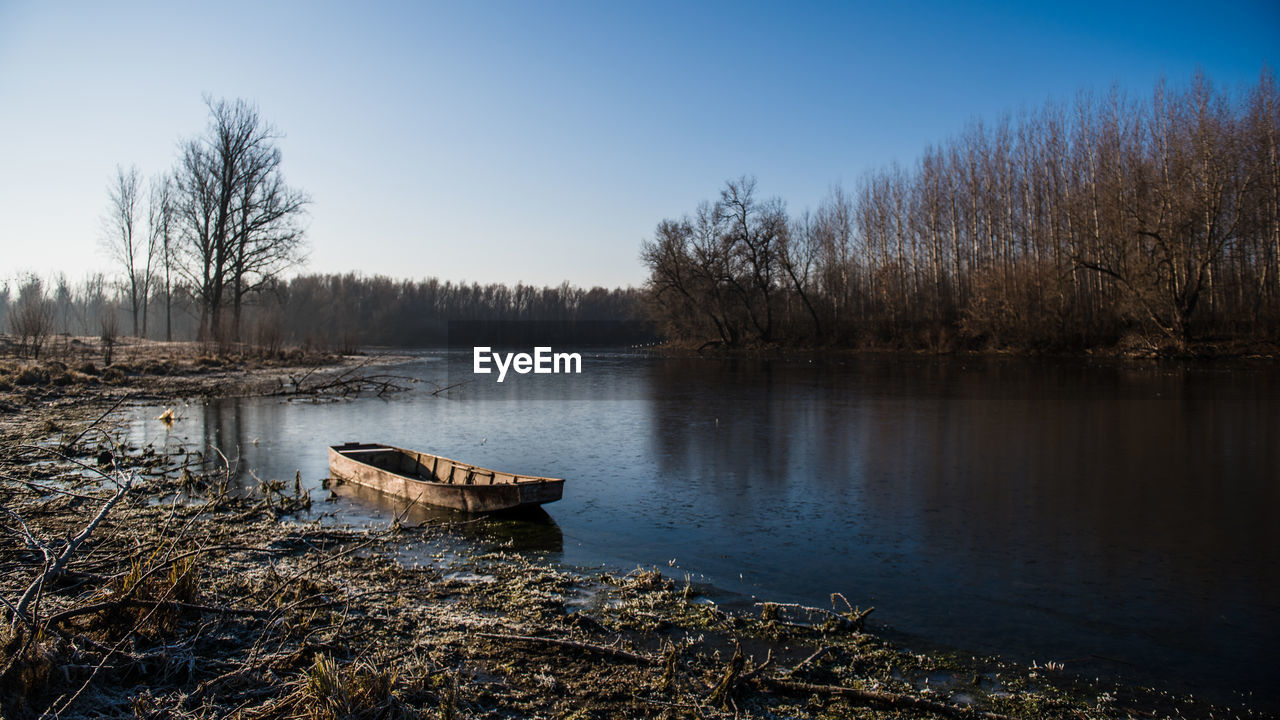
xmin=1 ymin=1 xmax=1276 ymax=289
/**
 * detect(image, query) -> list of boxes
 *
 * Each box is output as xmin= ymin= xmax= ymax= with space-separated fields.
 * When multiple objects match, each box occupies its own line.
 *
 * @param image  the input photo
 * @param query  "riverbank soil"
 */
xmin=0 ymin=341 xmax=1267 ymax=719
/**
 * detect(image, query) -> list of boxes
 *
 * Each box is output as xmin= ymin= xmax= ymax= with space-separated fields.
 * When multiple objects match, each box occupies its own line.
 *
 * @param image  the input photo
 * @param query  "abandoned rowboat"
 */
xmin=328 ymin=442 xmax=564 ymax=513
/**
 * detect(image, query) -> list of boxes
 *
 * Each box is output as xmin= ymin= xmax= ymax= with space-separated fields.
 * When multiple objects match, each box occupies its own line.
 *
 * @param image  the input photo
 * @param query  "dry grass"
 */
xmin=258 ymin=654 xmax=410 ymax=720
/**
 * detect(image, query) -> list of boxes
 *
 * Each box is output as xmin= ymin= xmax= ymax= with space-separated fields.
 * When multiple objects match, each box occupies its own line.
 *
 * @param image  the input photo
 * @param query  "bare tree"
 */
xmin=639 ymin=71 xmax=1279 ymax=350
xmin=52 ymin=273 xmax=73 ymax=335
xmin=76 ymin=273 xmax=108 ymax=336
xmin=1247 ymin=67 xmax=1280 ymax=328
xmin=149 ymin=174 xmax=177 ymax=341
xmin=717 ymin=176 xmax=785 ymax=344
xmin=102 ymin=165 xmax=155 ymax=337
xmin=813 ymin=184 xmax=859 ymax=334
xmin=9 ymin=276 xmax=53 ymax=359
xmin=227 ymin=131 xmax=310 ymax=339
xmin=0 ymin=282 xmax=9 ymax=335
xmin=173 ymin=97 xmax=309 ymax=343
xmin=782 ymin=210 xmax=823 ymax=338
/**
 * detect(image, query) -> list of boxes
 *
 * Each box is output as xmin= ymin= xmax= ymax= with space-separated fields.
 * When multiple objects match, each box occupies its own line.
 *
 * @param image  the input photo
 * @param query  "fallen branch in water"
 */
xmin=272 ymin=372 xmax=416 ymax=398
xmin=430 ymin=379 xmax=472 ymax=396
xmin=270 ymin=354 xmax=416 ymax=398
xmin=755 ymin=598 xmax=874 ymax=631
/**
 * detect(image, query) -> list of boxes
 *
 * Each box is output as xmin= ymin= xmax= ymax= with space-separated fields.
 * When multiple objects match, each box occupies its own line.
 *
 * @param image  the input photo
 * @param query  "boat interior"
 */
xmin=335 ymin=444 xmax=545 ymax=486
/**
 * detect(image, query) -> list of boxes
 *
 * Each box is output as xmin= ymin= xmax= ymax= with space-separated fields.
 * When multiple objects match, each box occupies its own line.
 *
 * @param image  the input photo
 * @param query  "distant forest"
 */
xmin=5 ymin=72 xmax=1278 ymax=357
xmin=0 ymin=273 xmax=642 ymax=354
xmin=642 ymin=72 xmax=1280 ymax=351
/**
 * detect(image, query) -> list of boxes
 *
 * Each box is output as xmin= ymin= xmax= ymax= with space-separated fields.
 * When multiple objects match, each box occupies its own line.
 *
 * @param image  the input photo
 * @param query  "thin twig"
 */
xmin=12 ymin=472 xmax=134 ymax=626
xmin=65 ymin=394 xmax=130 ymax=449
xmin=475 ymin=631 xmax=657 ymax=665
xmin=782 ymin=645 xmax=829 ymax=678
xmin=45 ymin=598 xmax=270 ymax=628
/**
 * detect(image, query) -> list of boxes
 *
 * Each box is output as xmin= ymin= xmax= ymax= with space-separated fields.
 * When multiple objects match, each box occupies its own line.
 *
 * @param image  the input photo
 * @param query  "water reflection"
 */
xmin=125 ymin=352 xmax=1280 ymax=706
xmin=332 ymin=481 xmax=564 ymax=554
xmin=642 ymin=355 xmax=1280 ymax=703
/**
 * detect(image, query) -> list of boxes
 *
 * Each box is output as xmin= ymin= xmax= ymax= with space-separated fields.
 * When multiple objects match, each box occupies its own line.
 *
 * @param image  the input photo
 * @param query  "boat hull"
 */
xmin=328 ymin=443 xmax=564 ymax=513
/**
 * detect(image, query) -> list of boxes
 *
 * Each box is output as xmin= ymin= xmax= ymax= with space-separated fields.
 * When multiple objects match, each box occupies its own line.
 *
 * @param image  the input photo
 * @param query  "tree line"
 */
xmin=0 ymin=272 xmax=642 ymax=357
xmin=271 ymin=274 xmax=642 ymax=350
xmin=641 ymin=71 xmax=1280 ymax=350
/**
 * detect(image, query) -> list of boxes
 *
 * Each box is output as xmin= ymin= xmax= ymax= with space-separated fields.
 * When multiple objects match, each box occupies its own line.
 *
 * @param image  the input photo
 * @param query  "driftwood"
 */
xmin=429 ymin=379 xmax=472 ymax=396
xmin=707 ymin=641 xmax=746 ymax=707
xmin=755 ymin=597 xmax=875 ymax=631
xmin=271 ymin=355 xmax=416 ymax=398
xmin=275 ymin=371 xmax=416 ymax=398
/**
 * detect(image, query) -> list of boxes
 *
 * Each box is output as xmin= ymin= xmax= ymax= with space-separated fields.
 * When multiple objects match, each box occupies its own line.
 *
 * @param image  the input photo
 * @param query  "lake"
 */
xmin=125 ymin=351 xmax=1280 ymax=708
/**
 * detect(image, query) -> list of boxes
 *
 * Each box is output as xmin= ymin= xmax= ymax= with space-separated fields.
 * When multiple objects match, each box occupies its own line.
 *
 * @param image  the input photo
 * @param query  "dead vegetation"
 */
xmin=0 ymin=339 xmax=419 ymax=412
xmin=267 ymin=356 xmax=418 ymax=399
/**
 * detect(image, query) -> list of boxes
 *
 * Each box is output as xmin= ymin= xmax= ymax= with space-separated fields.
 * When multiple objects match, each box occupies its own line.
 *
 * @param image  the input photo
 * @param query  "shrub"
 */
xmin=15 ymin=367 xmax=48 ymax=385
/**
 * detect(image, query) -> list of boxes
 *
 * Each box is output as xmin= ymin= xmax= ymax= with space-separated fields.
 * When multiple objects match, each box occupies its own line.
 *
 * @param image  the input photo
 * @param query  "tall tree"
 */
xmin=102 ymin=165 xmax=151 ymax=336
xmin=149 ymin=174 xmax=177 ymax=341
xmin=173 ymin=98 xmax=309 ymax=342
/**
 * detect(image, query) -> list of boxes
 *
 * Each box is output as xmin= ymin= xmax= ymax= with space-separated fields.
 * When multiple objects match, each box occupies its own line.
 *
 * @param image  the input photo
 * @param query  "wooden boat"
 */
xmin=328 ymin=442 xmax=564 ymax=513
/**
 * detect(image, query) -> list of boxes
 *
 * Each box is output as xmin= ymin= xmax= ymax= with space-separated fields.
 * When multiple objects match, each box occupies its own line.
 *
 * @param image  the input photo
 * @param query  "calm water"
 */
xmin=125 ymin=351 xmax=1280 ymax=706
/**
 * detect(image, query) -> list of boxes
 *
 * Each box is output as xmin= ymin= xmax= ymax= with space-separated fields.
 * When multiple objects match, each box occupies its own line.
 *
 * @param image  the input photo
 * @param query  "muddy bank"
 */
xmin=0 ymin=347 xmax=1267 ymax=718
xmin=0 ymin=337 xmax=367 ymax=404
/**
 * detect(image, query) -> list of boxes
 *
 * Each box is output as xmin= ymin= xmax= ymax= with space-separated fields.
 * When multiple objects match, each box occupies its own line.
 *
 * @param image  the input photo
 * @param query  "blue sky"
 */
xmin=1 ymin=1 xmax=1276 ymax=288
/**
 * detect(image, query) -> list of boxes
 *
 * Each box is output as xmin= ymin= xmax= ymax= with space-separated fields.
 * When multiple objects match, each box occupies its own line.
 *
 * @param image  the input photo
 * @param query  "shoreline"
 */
xmin=644 ymin=337 xmax=1280 ymax=363
xmin=0 ymin=342 xmax=1270 ymax=718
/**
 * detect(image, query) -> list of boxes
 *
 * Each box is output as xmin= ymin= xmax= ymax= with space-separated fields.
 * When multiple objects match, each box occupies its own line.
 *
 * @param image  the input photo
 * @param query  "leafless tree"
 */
xmin=51 ymin=274 xmax=73 ymax=335
xmin=782 ymin=210 xmax=823 ymax=338
xmin=8 ymin=276 xmax=53 ymax=359
xmin=813 ymin=184 xmax=857 ymax=324
xmin=641 ymin=71 xmax=1280 ymax=350
xmin=0 ymin=282 xmax=10 ymax=335
xmin=102 ymin=165 xmax=157 ymax=337
xmin=717 ymin=177 xmax=786 ymax=343
xmin=173 ymin=97 xmax=309 ymax=343
xmin=77 ymin=273 xmax=109 ymax=336
xmin=149 ymin=174 xmax=177 ymax=341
